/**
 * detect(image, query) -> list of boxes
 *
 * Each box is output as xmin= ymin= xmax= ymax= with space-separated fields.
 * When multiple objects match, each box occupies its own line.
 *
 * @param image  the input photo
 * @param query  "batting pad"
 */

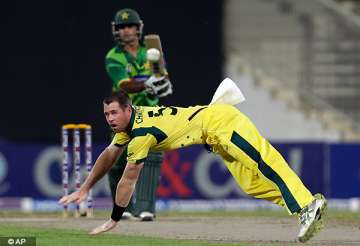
xmin=210 ymin=78 xmax=245 ymax=105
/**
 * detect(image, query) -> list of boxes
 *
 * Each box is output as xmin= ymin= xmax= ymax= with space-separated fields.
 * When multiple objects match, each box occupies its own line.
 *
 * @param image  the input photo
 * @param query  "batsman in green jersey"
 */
xmin=105 ymin=8 xmax=173 ymax=221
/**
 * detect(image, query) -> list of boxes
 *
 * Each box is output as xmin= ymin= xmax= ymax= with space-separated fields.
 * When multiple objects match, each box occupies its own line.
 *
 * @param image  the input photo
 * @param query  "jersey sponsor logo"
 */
xmin=134 ymin=106 xmax=143 ymax=123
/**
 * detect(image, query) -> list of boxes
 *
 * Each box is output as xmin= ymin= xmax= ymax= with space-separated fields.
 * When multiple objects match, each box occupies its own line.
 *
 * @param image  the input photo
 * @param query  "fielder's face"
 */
xmin=118 ymin=24 xmax=139 ymax=44
xmin=104 ymin=102 xmax=132 ymax=133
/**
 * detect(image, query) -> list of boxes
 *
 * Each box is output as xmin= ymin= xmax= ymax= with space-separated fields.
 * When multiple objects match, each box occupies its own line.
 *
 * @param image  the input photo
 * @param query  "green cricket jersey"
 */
xmin=105 ymin=44 xmax=158 ymax=106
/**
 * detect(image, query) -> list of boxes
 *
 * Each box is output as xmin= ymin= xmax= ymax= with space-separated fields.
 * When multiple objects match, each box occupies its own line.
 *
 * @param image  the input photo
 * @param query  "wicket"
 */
xmin=61 ymin=123 xmax=93 ymax=218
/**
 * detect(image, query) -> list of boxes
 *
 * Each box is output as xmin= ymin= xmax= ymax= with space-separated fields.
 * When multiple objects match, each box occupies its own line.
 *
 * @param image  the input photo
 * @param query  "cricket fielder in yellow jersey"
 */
xmin=59 ymin=91 xmax=327 ymax=243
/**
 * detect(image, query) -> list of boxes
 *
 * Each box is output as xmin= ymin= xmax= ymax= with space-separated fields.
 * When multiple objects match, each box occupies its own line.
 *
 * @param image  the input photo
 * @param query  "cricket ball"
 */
xmin=147 ymin=48 xmax=161 ymax=62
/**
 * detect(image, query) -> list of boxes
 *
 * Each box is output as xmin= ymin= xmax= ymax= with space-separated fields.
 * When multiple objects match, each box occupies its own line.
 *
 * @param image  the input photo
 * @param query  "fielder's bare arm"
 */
xmin=59 ymin=144 xmax=124 ymax=206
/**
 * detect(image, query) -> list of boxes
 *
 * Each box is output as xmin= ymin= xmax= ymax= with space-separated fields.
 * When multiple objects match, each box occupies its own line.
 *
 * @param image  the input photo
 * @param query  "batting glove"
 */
xmin=144 ymin=75 xmax=167 ymax=95
xmin=156 ymin=79 xmax=173 ymax=97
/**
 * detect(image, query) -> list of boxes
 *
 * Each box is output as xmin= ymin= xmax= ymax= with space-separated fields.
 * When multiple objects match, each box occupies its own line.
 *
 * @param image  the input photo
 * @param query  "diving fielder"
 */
xmin=60 ymin=91 xmax=327 ymax=243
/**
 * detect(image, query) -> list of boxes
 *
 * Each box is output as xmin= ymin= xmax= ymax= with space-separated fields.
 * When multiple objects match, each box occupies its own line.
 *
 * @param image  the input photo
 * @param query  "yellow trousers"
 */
xmin=206 ymin=105 xmax=314 ymax=214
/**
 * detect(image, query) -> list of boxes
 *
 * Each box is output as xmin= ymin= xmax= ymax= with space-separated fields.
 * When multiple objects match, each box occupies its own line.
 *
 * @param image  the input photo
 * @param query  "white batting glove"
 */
xmin=144 ymin=75 xmax=166 ymax=95
xmin=157 ymin=79 xmax=173 ymax=97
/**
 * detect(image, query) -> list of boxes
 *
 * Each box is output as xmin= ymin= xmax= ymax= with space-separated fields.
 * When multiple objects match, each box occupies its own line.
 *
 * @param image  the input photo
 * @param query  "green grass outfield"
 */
xmin=0 ymin=225 xmax=244 ymax=246
xmin=1 ymin=210 xmax=359 ymax=246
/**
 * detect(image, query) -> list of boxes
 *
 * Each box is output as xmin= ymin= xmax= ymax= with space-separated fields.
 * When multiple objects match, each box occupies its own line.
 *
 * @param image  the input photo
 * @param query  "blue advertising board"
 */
xmin=0 ymin=140 xmax=358 ymax=199
xmin=329 ymin=144 xmax=360 ymax=198
xmin=0 ymin=141 xmax=108 ymax=199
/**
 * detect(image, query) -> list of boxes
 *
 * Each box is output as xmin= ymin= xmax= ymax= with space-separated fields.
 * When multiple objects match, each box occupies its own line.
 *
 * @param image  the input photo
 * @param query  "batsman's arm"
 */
xmin=106 ymin=57 xmax=170 ymax=95
xmin=119 ymin=78 xmax=146 ymax=93
xmin=106 ymin=61 xmax=146 ymax=93
xmin=119 ymin=77 xmax=170 ymax=94
xmin=81 ymin=144 xmax=125 ymax=192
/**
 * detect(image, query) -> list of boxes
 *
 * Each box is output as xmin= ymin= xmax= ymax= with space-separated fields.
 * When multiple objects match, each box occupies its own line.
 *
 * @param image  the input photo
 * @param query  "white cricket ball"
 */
xmin=147 ymin=48 xmax=161 ymax=62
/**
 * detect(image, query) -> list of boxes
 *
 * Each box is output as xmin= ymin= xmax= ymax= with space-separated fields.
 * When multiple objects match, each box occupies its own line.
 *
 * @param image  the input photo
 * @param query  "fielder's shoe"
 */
xmin=121 ymin=211 xmax=135 ymax=220
xmin=139 ymin=211 xmax=155 ymax=221
xmin=297 ymin=193 xmax=327 ymax=243
xmin=89 ymin=219 xmax=117 ymax=235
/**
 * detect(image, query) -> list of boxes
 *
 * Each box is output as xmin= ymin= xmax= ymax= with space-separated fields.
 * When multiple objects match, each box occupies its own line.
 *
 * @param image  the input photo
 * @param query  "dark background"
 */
xmin=0 ymin=1 xmax=223 ymax=142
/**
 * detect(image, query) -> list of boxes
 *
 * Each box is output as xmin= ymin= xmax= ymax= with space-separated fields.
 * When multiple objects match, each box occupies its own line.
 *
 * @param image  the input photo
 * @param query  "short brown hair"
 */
xmin=103 ymin=90 xmax=131 ymax=107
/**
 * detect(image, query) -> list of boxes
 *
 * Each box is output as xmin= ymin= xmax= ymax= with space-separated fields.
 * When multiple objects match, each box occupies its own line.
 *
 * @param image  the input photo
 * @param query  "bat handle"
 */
xmin=151 ymin=62 xmax=164 ymax=77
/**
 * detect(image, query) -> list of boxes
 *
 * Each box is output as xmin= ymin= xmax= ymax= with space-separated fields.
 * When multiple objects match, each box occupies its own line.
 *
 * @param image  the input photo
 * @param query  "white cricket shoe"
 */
xmin=122 ymin=211 xmax=135 ymax=220
xmin=89 ymin=219 xmax=117 ymax=235
xmin=297 ymin=193 xmax=327 ymax=243
xmin=139 ymin=211 xmax=155 ymax=221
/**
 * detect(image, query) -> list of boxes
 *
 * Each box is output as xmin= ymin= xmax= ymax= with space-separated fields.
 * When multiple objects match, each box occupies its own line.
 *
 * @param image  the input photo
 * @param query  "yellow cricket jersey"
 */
xmin=111 ymin=104 xmax=244 ymax=164
xmin=111 ymin=105 xmax=206 ymax=163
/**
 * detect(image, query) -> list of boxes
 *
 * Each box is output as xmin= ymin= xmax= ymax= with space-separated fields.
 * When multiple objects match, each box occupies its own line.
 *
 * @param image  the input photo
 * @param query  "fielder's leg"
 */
xmin=134 ymin=151 xmax=163 ymax=221
xmin=224 ymin=157 xmax=327 ymax=243
xmin=213 ymin=107 xmax=326 ymax=242
xmin=218 ymin=111 xmax=314 ymax=213
xmin=222 ymin=159 xmax=286 ymax=207
xmin=229 ymin=132 xmax=314 ymax=212
xmin=232 ymin=132 xmax=326 ymax=242
xmin=107 ymin=147 xmax=136 ymax=219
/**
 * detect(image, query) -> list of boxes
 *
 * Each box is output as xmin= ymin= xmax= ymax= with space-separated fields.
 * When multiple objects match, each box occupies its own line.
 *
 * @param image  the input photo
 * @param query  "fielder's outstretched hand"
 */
xmin=89 ymin=219 xmax=118 ymax=235
xmin=58 ymin=190 xmax=88 ymax=205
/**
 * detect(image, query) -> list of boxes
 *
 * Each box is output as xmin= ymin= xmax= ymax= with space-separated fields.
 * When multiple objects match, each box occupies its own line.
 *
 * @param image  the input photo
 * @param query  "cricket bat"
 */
xmin=144 ymin=34 xmax=166 ymax=77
